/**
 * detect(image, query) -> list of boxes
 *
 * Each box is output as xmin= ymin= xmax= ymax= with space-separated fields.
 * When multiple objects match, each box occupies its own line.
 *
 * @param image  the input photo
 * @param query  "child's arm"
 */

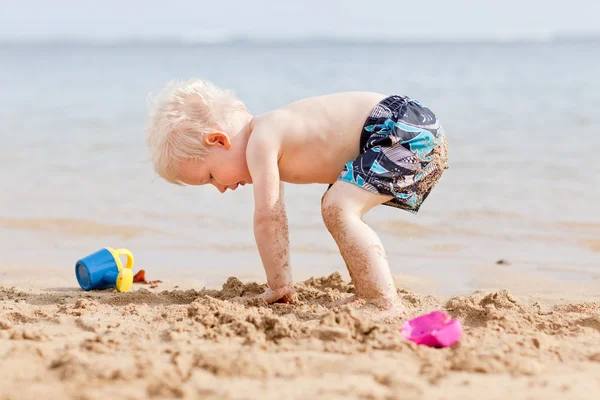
xmin=246 ymin=134 xmax=295 ymax=303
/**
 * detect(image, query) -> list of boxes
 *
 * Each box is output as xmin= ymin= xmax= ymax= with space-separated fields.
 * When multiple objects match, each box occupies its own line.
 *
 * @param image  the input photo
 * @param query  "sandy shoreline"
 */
xmin=1 ymin=272 xmax=599 ymax=400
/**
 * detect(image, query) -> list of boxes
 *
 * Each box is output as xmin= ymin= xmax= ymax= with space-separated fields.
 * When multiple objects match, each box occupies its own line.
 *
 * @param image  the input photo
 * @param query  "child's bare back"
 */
xmin=251 ymin=91 xmax=386 ymax=185
xmin=146 ymin=80 xmax=449 ymax=320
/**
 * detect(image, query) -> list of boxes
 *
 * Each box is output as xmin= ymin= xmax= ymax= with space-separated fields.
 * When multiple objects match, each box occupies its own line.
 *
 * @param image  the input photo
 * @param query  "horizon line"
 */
xmin=0 ymin=33 xmax=599 ymax=47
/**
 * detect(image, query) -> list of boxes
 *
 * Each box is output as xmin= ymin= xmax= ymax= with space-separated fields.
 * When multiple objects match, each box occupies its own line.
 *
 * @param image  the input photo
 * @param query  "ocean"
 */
xmin=0 ymin=41 xmax=598 ymax=293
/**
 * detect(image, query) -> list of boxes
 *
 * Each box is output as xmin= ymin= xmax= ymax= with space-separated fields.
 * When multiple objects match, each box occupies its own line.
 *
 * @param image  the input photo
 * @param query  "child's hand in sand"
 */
xmin=261 ymin=286 xmax=297 ymax=304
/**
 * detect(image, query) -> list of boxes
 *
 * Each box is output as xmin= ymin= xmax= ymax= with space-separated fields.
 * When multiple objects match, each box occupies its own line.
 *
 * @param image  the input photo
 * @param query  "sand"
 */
xmin=1 ymin=272 xmax=599 ymax=400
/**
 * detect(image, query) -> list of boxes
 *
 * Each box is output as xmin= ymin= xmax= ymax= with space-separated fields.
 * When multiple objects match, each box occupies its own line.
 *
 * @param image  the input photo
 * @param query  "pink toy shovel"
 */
xmin=401 ymin=310 xmax=462 ymax=348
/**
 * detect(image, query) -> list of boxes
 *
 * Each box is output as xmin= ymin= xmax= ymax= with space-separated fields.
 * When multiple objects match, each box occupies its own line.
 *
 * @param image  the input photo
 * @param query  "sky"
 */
xmin=1 ymin=0 xmax=599 ymax=42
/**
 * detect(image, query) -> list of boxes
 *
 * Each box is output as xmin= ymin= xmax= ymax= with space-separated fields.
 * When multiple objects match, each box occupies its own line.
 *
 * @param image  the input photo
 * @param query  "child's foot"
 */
xmin=355 ymin=303 xmax=407 ymax=321
xmin=261 ymin=286 xmax=297 ymax=304
xmin=364 ymin=295 xmax=408 ymax=320
xmin=328 ymin=295 xmax=407 ymax=321
xmin=327 ymin=294 xmax=358 ymax=308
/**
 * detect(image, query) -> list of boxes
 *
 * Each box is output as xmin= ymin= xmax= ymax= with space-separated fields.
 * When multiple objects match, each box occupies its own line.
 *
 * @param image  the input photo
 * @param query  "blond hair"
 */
xmin=146 ymin=79 xmax=248 ymax=184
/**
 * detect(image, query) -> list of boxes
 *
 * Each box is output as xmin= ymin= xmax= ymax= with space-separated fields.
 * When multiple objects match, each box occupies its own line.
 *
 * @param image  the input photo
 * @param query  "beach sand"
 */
xmin=1 ymin=271 xmax=599 ymax=400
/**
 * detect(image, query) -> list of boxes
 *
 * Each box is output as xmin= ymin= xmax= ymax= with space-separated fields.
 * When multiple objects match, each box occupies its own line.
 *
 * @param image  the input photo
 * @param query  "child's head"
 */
xmin=146 ymin=79 xmax=252 ymax=191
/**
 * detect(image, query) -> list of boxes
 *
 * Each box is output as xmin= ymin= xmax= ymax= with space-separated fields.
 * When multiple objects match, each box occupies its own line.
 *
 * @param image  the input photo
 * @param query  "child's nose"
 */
xmin=212 ymin=182 xmax=226 ymax=193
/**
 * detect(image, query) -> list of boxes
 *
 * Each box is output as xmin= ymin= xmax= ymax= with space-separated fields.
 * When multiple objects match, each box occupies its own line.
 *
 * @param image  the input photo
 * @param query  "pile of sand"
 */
xmin=1 ymin=273 xmax=599 ymax=399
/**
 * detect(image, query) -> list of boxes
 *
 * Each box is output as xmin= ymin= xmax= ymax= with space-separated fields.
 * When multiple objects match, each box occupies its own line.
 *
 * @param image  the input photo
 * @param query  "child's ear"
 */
xmin=204 ymin=132 xmax=231 ymax=149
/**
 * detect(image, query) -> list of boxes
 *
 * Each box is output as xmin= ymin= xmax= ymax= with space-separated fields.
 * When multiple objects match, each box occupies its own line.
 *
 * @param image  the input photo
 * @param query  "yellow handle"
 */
xmin=106 ymin=247 xmax=134 ymax=271
xmin=114 ymin=248 xmax=134 ymax=270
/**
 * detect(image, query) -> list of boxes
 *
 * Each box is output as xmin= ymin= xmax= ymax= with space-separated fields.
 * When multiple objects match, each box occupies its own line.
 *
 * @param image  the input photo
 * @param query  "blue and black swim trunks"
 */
xmin=337 ymin=95 xmax=449 ymax=213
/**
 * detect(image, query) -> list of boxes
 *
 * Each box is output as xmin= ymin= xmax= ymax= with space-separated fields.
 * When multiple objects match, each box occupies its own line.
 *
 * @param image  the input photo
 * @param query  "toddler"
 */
xmin=146 ymin=80 xmax=448 ymax=319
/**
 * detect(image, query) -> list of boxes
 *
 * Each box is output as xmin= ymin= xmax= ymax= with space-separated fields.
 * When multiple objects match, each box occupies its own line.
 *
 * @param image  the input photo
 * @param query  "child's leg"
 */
xmin=321 ymin=180 xmax=404 ymax=316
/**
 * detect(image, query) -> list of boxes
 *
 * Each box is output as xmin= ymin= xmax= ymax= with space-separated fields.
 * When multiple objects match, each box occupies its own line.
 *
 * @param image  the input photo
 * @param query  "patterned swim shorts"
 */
xmin=337 ymin=95 xmax=449 ymax=213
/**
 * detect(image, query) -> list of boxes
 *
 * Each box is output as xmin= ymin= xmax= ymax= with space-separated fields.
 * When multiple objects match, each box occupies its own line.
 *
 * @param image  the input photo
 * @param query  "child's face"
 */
xmin=177 ymin=135 xmax=251 ymax=192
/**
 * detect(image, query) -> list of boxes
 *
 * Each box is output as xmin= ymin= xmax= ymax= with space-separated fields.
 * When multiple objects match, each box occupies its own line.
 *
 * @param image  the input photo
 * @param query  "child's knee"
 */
xmin=321 ymin=190 xmax=352 ymax=234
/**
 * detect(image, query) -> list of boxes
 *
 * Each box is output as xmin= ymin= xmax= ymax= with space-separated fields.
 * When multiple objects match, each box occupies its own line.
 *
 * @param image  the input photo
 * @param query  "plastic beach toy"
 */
xmin=75 ymin=247 xmax=135 ymax=293
xmin=401 ymin=310 xmax=462 ymax=348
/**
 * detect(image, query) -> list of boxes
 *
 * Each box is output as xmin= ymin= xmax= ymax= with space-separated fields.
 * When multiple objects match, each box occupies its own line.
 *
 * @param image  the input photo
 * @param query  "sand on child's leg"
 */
xmin=321 ymin=181 xmax=406 ymax=320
